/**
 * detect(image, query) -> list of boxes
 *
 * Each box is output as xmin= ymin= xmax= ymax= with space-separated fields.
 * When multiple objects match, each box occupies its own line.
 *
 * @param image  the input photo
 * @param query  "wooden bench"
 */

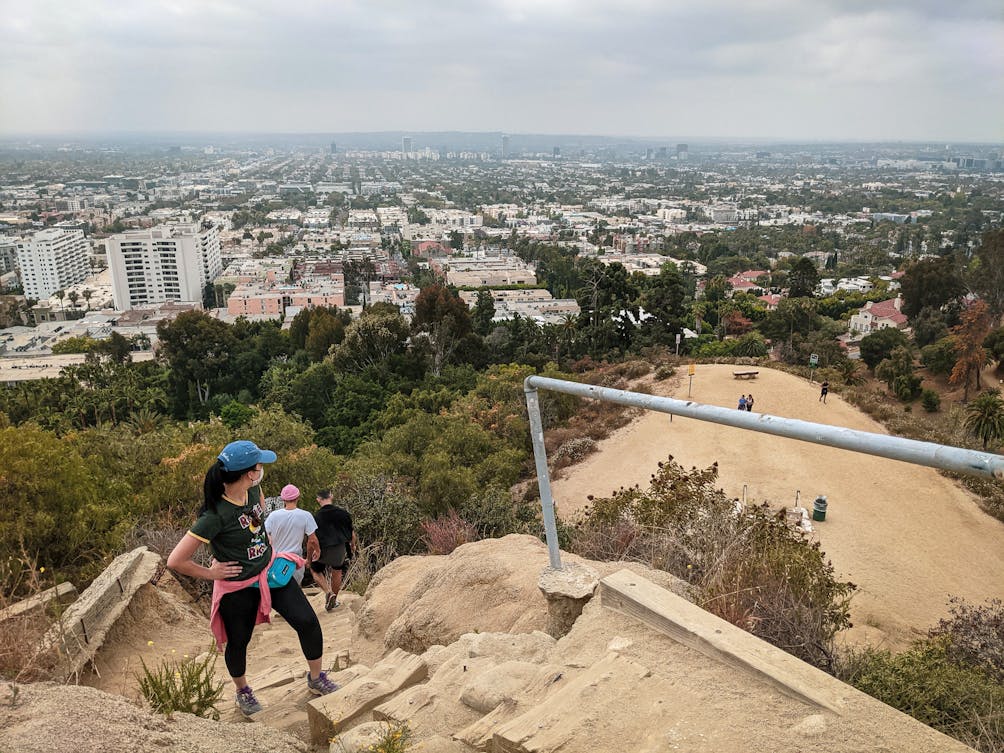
xmin=733 ymin=370 xmax=759 ymax=379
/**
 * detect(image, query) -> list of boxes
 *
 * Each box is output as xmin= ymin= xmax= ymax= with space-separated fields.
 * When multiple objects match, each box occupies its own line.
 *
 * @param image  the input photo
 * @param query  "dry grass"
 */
xmin=419 ymin=510 xmax=477 ymax=555
xmin=0 ymin=548 xmax=65 ymax=683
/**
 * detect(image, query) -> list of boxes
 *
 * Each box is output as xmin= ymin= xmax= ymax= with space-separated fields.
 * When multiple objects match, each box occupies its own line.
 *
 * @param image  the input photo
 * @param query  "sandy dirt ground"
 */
xmin=551 ymin=363 xmax=1004 ymax=647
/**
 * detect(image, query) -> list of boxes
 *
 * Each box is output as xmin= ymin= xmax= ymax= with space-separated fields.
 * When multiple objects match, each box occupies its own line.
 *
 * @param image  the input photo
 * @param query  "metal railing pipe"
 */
xmin=523 ymin=375 xmax=1004 ymax=569
xmin=524 ymin=383 xmax=563 ymax=569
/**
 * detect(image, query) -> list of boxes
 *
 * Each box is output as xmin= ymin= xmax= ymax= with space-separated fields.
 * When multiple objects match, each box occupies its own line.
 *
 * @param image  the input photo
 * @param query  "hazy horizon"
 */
xmin=2 ymin=1 xmax=1002 ymax=142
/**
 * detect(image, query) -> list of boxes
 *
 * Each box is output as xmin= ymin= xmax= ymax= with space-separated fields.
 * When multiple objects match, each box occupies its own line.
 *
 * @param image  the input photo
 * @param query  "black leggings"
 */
xmin=217 ymin=582 xmax=323 ymax=678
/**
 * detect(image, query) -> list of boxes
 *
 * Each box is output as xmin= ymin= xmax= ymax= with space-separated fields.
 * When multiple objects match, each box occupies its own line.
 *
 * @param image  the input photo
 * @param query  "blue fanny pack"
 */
xmin=252 ymin=557 xmax=296 ymax=589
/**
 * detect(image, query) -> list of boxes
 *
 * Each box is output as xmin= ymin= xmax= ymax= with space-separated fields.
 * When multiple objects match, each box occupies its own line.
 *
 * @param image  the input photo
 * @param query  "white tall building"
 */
xmin=15 ymin=228 xmax=90 ymax=300
xmin=106 ymin=221 xmax=222 ymax=311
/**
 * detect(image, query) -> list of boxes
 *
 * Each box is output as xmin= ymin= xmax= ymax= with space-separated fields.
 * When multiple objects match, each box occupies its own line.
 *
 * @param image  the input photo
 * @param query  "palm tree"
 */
xmin=82 ymin=289 xmax=93 ymax=310
xmin=127 ymin=407 xmax=163 ymax=435
xmin=67 ymin=291 xmax=79 ymax=310
xmin=54 ymin=289 xmax=65 ymax=312
xmin=964 ymin=389 xmax=1004 ymax=450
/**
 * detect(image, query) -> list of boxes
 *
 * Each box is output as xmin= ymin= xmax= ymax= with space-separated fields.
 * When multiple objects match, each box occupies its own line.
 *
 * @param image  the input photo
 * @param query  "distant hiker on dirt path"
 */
xmin=166 ymin=440 xmax=338 ymax=718
xmin=738 ymin=395 xmax=747 ymax=410
xmin=746 ymin=394 xmax=754 ymax=412
xmin=265 ymin=484 xmax=320 ymax=586
xmin=312 ymin=489 xmax=357 ymax=612
xmin=820 ymin=381 xmax=829 ymax=403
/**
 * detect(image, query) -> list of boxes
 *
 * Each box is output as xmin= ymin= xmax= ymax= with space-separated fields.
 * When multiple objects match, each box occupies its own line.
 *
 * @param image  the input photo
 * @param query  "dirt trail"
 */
xmin=551 ymin=363 xmax=1004 ymax=647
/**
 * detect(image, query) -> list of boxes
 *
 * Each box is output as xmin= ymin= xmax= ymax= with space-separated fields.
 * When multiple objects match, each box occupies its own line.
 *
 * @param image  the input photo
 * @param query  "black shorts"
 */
xmin=310 ymin=545 xmax=346 ymax=573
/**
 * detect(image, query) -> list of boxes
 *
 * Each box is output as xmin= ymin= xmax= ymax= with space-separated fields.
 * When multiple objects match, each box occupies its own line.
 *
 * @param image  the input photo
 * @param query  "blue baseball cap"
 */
xmin=217 ymin=440 xmax=277 ymax=471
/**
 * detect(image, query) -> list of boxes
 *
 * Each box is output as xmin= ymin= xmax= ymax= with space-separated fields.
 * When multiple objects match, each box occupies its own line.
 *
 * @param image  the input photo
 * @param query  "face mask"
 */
xmin=251 ymin=466 xmax=264 ymax=487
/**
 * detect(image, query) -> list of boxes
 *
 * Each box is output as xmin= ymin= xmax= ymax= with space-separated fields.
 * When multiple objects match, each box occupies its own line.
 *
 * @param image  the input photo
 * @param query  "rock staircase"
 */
xmin=209 ymin=567 xmax=976 ymax=753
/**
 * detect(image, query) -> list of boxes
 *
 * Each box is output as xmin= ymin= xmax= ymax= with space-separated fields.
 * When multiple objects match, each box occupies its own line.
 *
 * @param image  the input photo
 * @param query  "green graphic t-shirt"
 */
xmin=188 ymin=486 xmax=271 ymax=580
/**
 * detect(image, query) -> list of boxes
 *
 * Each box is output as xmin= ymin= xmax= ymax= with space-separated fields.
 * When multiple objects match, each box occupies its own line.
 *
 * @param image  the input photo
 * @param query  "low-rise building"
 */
xmin=848 ymin=296 xmax=907 ymax=335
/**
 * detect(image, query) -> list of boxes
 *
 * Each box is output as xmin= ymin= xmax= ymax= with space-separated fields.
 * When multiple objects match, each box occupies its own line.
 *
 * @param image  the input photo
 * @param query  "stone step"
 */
xmin=307 ymin=647 xmax=428 ymax=745
xmin=0 ymin=581 xmax=77 ymax=622
xmin=491 ymin=652 xmax=675 ymax=753
xmin=38 ymin=547 xmax=160 ymax=680
xmin=454 ymin=663 xmax=567 ymax=751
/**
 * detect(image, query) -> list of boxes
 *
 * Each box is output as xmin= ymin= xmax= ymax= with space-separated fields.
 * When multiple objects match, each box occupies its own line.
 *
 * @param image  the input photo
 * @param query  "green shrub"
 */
xmin=137 ymin=652 xmax=224 ymax=720
xmin=572 ymin=457 xmax=854 ymax=671
xmin=612 ymin=359 xmax=651 ymax=379
xmin=218 ymin=400 xmax=256 ymax=429
xmin=920 ymin=337 xmax=957 ymax=375
xmin=839 ymin=639 xmax=1004 ymax=751
xmin=552 ymin=437 xmax=598 ymax=465
xmin=921 ymin=389 xmax=941 ymax=413
xmin=357 ymin=722 xmax=412 ymax=753
xmin=931 ymin=597 xmax=1004 ymax=684
xmin=893 ymin=373 xmax=922 ymax=402
xmin=653 ymin=364 xmax=677 ymax=381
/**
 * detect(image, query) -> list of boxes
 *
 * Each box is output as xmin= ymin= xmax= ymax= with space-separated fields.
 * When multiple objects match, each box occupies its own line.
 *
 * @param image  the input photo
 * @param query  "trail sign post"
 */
xmin=809 ymin=353 xmax=819 ymax=382
xmin=688 ymin=362 xmax=696 ymax=397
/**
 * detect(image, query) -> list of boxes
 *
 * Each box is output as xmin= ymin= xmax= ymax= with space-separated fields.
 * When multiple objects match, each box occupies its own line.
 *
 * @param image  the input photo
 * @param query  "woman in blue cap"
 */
xmin=167 ymin=440 xmax=338 ymax=718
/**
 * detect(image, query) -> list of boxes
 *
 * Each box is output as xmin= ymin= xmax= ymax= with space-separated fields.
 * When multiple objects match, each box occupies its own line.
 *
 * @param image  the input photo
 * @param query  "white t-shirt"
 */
xmin=265 ymin=507 xmax=318 ymax=557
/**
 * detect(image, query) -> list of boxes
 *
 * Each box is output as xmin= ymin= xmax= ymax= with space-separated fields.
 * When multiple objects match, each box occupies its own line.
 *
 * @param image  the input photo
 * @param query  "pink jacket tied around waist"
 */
xmin=209 ymin=551 xmax=306 ymax=650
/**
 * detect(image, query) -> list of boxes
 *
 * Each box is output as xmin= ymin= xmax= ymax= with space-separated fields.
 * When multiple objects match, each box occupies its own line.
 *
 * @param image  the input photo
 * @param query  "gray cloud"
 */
xmin=1 ymin=0 xmax=1001 ymax=140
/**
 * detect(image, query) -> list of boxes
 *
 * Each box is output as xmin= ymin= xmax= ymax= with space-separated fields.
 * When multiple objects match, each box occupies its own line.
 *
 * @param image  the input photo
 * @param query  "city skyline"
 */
xmin=1 ymin=0 xmax=1002 ymax=142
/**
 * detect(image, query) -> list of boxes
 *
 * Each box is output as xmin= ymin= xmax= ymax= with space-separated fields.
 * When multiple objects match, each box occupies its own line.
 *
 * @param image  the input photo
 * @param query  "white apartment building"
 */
xmin=16 ymin=228 xmax=90 ymax=299
xmin=106 ymin=221 xmax=222 ymax=311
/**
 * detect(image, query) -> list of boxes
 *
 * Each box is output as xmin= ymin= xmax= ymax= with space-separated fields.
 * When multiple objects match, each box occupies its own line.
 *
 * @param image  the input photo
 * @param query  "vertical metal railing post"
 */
xmin=524 ymin=381 xmax=563 ymax=569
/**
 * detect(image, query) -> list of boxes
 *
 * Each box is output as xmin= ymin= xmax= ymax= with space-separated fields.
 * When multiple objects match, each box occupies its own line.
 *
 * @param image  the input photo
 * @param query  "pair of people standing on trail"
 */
xmin=738 ymin=394 xmax=755 ymax=412
xmin=263 ymin=485 xmax=355 ymax=611
xmin=167 ymin=441 xmax=343 ymax=718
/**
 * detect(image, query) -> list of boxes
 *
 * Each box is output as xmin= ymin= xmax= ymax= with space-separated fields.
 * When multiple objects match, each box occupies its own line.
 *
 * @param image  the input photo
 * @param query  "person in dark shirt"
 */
xmin=166 ymin=441 xmax=338 ymax=717
xmin=311 ymin=488 xmax=357 ymax=611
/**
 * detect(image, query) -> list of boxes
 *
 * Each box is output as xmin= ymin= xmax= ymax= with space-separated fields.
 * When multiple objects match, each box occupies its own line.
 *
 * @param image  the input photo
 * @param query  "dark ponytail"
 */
xmin=201 ymin=459 xmax=252 ymax=515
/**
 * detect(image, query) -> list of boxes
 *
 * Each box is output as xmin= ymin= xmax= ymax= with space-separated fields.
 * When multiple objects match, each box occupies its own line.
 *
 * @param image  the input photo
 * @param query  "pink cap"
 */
xmin=280 ymin=484 xmax=300 ymax=502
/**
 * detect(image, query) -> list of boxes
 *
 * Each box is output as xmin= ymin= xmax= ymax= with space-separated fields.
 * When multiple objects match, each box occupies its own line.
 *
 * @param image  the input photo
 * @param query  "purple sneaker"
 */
xmin=235 ymin=685 xmax=262 ymax=717
xmin=307 ymin=670 xmax=339 ymax=696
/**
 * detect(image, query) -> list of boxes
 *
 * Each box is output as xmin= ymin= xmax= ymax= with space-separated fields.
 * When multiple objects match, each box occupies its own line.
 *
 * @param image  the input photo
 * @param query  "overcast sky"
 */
xmin=2 ymin=0 xmax=1002 ymax=142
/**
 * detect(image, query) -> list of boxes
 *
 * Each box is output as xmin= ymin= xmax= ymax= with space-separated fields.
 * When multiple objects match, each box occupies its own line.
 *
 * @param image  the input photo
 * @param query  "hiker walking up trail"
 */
xmin=746 ymin=394 xmax=754 ymax=412
xmin=738 ymin=395 xmax=747 ymax=411
xmin=312 ymin=489 xmax=357 ymax=612
xmin=265 ymin=484 xmax=320 ymax=585
xmin=166 ymin=441 xmax=339 ymax=718
xmin=820 ymin=381 xmax=829 ymax=403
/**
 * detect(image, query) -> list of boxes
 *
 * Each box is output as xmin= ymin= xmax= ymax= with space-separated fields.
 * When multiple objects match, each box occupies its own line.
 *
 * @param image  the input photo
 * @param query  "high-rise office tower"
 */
xmin=106 ymin=221 xmax=222 ymax=311
xmin=330 ymin=142 xmax=337 ymax=154
xmin=553 ymin=146 xmax=560 ymax=158
xmin=677 ymin=143 xmax=689 ymax=160
xmin=501 ymin=134 xmax=510 ymax=159
xmin=15 ymin=228 xmax=90 ymax=300
xmin=402 ymin=136 xmax=413 ymax=156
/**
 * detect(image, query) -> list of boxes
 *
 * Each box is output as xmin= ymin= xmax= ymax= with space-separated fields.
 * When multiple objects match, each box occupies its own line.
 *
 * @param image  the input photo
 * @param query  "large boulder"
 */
xmin=354 ymin=535 xmax=690 ymax=657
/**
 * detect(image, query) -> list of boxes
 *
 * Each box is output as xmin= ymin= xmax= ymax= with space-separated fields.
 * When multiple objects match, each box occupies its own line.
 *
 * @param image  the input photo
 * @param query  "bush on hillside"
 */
xmin=860 ymin=327 xmax=910 ymax=370
xmin=571 ymin=457 xmax=854 ymax=671
xmin=838 ymin=638 xmax=1004 ymax=753
xmin=930 ymin=597 xmax=1004 ymax=684
xmin=921 ymin=336 xmax=957 ymax=376
xmin=921 ymin=389 xmax=941 ymax=413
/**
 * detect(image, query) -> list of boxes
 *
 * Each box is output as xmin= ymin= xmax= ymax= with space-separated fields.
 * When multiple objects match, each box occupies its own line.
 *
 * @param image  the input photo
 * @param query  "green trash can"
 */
xmin=812 ymin=495 xmax=828 ymax=522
